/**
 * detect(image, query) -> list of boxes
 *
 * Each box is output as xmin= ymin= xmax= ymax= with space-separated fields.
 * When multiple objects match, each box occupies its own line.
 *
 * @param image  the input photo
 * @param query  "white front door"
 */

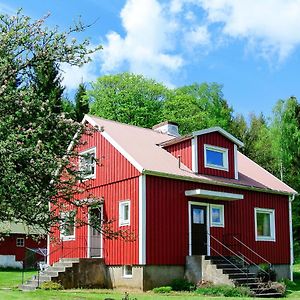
xmin=88 ymin=206 xmax=102 ymax=258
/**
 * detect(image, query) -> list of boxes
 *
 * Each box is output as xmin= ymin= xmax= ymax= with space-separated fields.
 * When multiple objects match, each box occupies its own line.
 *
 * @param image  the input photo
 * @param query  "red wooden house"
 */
xmin=48 ymin=115 xmax=297 ymax=290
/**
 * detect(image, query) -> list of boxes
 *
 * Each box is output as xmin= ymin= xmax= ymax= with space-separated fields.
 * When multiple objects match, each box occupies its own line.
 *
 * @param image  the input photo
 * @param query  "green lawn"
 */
xmin=0 ymin=264 xmax=300 ymax=300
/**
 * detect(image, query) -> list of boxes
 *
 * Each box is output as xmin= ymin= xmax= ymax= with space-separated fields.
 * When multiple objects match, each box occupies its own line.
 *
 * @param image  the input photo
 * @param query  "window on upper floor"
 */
xmin=204 ymin=144 xmax=229 ymax=171
xmin=119 ymin=200 xmax=130 ymax=226
xmin=16 ymin=237 xmax=25 ymax=247
xmin=255 ymin=208 xmax=275 ymax=242
xmin=79 ymin=147 xmax=96 ymax=179
xmin=60 ymin=211 xmax=76 ymax=241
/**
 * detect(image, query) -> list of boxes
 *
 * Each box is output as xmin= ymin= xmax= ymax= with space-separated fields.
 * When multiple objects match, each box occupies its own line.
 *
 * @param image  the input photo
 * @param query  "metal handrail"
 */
xmin=208 ymin=233 xmax=250 ymax=267
xmin=237 ymin=251 xmax=269 ymax=277
xmin=233 ymin=236 xmax=272 ymax=266
xmin=209 ymin=244 xmax=249 ymax=275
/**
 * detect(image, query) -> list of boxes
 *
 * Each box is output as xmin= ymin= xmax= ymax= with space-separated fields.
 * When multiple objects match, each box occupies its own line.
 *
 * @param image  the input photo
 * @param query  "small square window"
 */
xmin=16 ymin=238 xmax=25 ymax=247
xmin=210 ymin=204 xmax=224 ymax=227
xmin=60 ymin=211 xmax=76 ymax=241
xmin=119 ymin=201 xmax=130 ymax=226
xmin=123 ymin=265 xmax=133 ymax=278
xmin=204 ymin=144 xmax=228 ymax=171
xmin=255 ymin=208 xmax=275 ymax=241
xmin=79 ymin=148 xmax=96 ymax=179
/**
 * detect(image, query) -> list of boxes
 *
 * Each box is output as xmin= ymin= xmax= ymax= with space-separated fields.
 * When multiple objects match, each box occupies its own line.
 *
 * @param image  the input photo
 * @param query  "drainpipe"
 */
xmin=289 ymin=194 xmax=295 ymax=281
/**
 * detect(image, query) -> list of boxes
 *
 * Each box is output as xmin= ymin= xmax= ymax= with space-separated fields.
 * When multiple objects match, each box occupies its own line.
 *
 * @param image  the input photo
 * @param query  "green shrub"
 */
xmin=39 ymin=281 xmax=63 ymax=290
xmin=196 ymin=285 xmax=251 ymax=297
xmin=170 ymin=278 xmax=195 ymax=291
xmin=257 ymin=264 xmax=276 ymax=282
xmin=152 ymin=286 xmax=172 ymax=293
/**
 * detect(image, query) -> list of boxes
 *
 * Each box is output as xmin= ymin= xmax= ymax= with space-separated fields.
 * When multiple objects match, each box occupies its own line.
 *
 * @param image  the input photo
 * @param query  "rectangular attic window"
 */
xmin=204 ymin=144 xmax=229 ymax=171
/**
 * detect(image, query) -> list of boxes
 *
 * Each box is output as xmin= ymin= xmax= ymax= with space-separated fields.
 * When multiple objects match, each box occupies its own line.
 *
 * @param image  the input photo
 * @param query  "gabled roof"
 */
xmin=192 ymin=127 xmax=244 ymax=147
xmin=84 ymin=115 xmax=297 ymax=196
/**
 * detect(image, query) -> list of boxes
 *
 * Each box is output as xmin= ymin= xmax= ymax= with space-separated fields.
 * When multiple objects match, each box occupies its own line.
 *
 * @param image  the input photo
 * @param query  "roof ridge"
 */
xmin=88 ymin=114 xmax=178 ymax=138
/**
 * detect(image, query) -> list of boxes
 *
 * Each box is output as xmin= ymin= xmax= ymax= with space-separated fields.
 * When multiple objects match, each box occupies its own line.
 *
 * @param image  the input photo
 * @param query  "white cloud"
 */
xmin=100 ymin=0 xmax=184 ymax=85
xmin=195 ymin=0 xmax=300 ymax=61
xmin=184 ymin=25 xmax=210 ymax=47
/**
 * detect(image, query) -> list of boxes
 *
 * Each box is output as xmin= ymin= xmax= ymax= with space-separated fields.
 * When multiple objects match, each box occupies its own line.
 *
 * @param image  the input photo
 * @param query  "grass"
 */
xmin=0 ymin=263 xmax=300 ymax=299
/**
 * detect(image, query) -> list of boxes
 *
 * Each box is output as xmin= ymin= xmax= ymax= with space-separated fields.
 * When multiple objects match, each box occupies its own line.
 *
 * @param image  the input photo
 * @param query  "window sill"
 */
xmin=60 ymin=236 xmax=76 ymax=241
xmin=256 ymin=237 xmax=275 ymax=242
xmin=205 ymin=164 xmax=229 ymax=172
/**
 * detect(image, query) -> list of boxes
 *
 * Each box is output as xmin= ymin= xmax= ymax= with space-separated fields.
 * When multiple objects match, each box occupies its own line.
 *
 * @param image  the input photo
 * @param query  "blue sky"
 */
xmin=2 ymin=0 xmax=300 ymax=117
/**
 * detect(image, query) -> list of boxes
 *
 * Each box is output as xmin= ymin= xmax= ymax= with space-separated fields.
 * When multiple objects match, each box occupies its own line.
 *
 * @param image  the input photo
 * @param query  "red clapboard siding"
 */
xmin=50 ymin=177 xmax=139 ymax=265
xmin=78 ymin=130 xmax=140 ymax=187
xmin=146 ymin=175 xmax=290 ymax=265
xmin=0 ymin=235 xmax=46 ymax=262
xmin=49 ymin=129 xmax=140 ymax=265
xmin=164 ymin=139 xmax=193 ymax=170
xmin=197 ymin=132 xmax=236 ymax=178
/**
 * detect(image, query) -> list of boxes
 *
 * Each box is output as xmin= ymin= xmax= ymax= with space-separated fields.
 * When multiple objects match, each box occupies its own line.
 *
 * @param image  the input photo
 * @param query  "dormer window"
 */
xmin=204 ymin=144 xmax=228 ymax=171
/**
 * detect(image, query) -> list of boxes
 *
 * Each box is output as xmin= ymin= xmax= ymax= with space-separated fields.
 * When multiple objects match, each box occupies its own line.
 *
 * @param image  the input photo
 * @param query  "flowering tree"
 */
xmin=0 ymin=11 xmax=133 ymax=241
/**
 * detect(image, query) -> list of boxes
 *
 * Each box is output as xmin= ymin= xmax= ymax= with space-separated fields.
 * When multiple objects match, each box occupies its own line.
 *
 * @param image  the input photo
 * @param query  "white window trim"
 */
xmin=16 ymin=237 xmax=25 ymax=247
xmin=123 ymin=265 xmax=133 ymax=278
xmin=210 ymin=204 xmax=225 ymax=227
xmin=79 ymin=147 xmax=96 ymax=180
xmin=119 ymin=200 xmax=130 ymax=227
xmin=254 ymin=208 xmax=276 ymax=242
xmin=204 ymin=144 xmax=229 ymax=171
xmin=60 ymin=211 xmax=76 ymax=241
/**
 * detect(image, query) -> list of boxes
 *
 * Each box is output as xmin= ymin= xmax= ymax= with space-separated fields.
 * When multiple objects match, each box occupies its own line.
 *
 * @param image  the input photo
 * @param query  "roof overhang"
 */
xmin=192 ymin=127 xmax=244 ymax=148
xmin=185 ymin=189 xmax=244 ymax=201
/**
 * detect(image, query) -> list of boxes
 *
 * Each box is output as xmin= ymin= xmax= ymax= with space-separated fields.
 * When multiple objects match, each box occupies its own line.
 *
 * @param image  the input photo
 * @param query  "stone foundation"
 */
xmin=248 ymin=264 xmax=291 ymax=281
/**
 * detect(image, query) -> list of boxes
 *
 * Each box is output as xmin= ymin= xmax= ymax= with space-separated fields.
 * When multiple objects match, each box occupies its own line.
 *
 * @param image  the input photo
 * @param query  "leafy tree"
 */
xmin=0 ymin=11 xmax=131 ymax=240
xmin=75 ymin=83 xmax=89 ymax=122
xmin=163 ymin=83 xmax=234 ymax=134
xmin=89 ymin=73 xmax=167 ymax=128
xmin=32 ymin=60 xmax=64 ymax=114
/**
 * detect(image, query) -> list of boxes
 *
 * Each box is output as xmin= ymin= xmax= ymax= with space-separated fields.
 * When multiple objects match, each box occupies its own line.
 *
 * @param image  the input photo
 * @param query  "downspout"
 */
xmin=289 ymin=194 xmax=295 ymax=281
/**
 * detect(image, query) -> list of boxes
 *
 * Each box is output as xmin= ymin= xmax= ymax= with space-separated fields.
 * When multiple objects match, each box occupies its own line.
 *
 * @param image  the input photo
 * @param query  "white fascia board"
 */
xmin=83 ymin=115 xmax=144 ymax=173
xmin=139 ymin=175 xmax=146 ymax=265
xmin=185 ymin=189 xmax=244 ymax=200
xmin=289 ymin=195 xmax=295 ymax=280
xmin=234 ymin=144 xmax=239 ymax=180
xmin=191 ymin=136 xmax=198 ymax=173
xmin=192 ymin=127 xmax=244 ymax=148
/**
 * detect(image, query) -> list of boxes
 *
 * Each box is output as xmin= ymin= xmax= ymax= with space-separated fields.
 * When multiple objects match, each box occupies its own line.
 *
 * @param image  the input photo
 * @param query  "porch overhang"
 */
xmin=185 ymin=189 xmax=244 ymax=201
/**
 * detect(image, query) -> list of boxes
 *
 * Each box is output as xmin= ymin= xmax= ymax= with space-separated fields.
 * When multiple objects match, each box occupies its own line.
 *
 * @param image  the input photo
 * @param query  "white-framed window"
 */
xmin=204 ymin=144 xmax=229 ymax=171
xmin=60 ymin=211 xmax=76 ymax=241
xmin=119 ymin=200 xmax=130 ymax=226
xmin=210 ymin=204 xmax=224 ymax=227
xmin=16 ymin=237 xmax=25 ymax=247
xmin=255 ymin=208 xmax=275 ymax=241
xmin=123 ymin=265 xmax=133 ymax=278
xmin=79 ymin=147 xmax=96 ymax=179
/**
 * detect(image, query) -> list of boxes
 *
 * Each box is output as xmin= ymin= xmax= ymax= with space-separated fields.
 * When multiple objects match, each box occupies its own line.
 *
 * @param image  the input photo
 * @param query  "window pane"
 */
xmin=80 ymin=151 xmax=95 ymax=177
xmin=124 ymin=204 xmax=129 ymax=221
xmin=257 ymin=212 xmax=271 ymax=237
xmin=212 ymin=207 xmax=221 ymax=223
xmin=206 ymin=149 xmax=224 ymax=167
xmin=193 ymin=208 xmax=204 ymax=224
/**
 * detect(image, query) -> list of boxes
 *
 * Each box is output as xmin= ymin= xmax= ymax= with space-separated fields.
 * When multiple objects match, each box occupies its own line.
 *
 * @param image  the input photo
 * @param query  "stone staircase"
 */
xmin=19 ymin=258 xmax=80 ymax=291
xmin=207 ymin=256 xmax=283 ymax=298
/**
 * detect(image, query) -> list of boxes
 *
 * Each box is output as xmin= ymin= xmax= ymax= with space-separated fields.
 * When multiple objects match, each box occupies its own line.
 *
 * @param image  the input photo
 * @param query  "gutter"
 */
xmin=143 ymin=169 xmax=297 ymax=197
xmin=289 ymin=194 xmax=296 ymax=281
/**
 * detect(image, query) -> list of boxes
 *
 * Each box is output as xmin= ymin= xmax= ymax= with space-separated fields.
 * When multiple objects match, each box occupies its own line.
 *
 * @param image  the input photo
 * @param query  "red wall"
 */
xmin=0 ymin=234 xmax=46 ymax=262
xmin=49 ymin=129 xmax=140 ymax=265
xmin=165 ymin=139 xmax=192 ymax=170
xmin=146 ymin=175 xmax=290 ymax=265
xmin=197 ymin=132 xmax=236 ymax=178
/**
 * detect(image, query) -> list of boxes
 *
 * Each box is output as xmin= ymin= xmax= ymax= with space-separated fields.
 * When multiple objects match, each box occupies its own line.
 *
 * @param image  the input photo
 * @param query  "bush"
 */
xmin=39 ymin=281 xmax=63 ymax=290
xmin=196 ymin=285 xmax=251 ymax=297
xmin=257 ymin=264 xmax=277 ymax=282
xmin=152 ymin=286 xmax=172 ymax=293
xmin=170 ymin=278 xmax=195 ymax=291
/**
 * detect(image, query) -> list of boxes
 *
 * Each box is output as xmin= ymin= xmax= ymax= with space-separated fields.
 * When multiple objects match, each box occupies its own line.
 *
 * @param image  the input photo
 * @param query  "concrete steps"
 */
xmin=206 ymin=256 xmax=284 ymax=298
xmin=19 ymin=258 xmax=80 ymax=291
